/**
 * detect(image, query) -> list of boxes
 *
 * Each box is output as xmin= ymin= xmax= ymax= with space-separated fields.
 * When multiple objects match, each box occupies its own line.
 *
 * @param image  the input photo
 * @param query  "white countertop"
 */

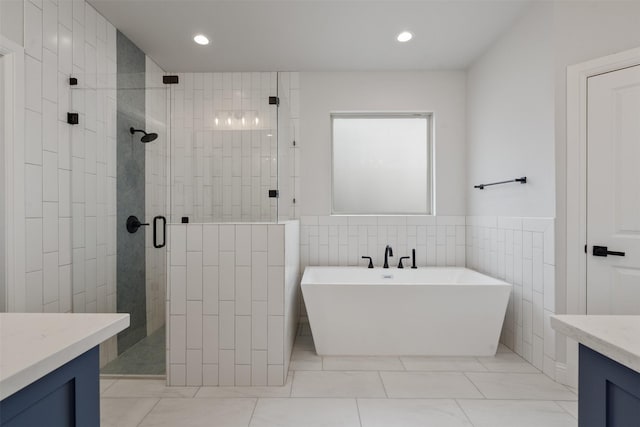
xmin=551 ymin=315 xmax=640 ymax=374
xmin=0 ymin=313 xmax=129 ymax=400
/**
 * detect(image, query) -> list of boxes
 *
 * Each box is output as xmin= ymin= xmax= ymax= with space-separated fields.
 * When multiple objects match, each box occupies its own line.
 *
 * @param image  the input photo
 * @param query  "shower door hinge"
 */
xmin=268 ymin=190 xmax=279 ymax=198
xmin=163 ymin=75 xmax=179 ymax=84
xmin=67 ymin=113 xmax=79 ymax=125
xmin=69 ymin=77 xmax=78 ymax=86
xmin=293 ymin=140 xmax=296 ymax=147
xmin=269 ymin=96 xmax=280 ymax=106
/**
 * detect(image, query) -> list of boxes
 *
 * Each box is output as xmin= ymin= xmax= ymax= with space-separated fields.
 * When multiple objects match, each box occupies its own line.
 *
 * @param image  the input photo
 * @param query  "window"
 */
xmin=332 ymin=113 xmax=432 ymax=215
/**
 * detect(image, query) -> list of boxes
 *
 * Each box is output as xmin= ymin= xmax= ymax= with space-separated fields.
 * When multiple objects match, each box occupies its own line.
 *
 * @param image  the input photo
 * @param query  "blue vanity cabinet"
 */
xmin=0 ymin=347 xmax=100 ymax=427
xmin=579 ymin=344 xmax=640 ymax=427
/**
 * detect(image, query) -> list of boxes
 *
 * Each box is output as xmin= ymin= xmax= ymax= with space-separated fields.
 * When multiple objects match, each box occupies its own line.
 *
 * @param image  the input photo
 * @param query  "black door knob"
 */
xmin=593 ymin=246 xmax=625 ymax=257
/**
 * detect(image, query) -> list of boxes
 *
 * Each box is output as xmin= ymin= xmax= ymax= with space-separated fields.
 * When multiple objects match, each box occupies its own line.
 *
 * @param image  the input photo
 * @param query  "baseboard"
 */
xmin=555 ymin=362 xmax=569 ymax=385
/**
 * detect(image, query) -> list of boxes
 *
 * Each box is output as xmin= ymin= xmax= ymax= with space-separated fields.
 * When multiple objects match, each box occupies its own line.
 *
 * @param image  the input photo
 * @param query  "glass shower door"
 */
xmin=69 ymin=64 xmax=169 ymax=375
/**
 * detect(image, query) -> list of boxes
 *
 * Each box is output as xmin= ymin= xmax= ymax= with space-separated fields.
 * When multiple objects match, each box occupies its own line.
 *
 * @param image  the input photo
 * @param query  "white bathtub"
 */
xmin=301 ymin=267 xmax=511 ymax=357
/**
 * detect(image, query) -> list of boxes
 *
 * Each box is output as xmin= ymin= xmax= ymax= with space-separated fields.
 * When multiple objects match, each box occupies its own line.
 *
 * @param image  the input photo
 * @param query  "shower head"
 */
xmin=129 ymin=127 xmax=158 ymax=143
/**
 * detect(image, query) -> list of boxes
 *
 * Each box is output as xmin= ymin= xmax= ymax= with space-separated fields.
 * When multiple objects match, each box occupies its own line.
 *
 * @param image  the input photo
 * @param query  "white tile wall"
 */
xmin=466 ymin=216 xmax=556 ymax=380
xmin=169 ymin=72 xmax=298 ymax=223
xmin=299 ymin=215 xmax=466 ymax=270
xmin=167 ymin=221 xmax=300 ymax=386
xmin=21 ymin=0 xmax=118 ymax=365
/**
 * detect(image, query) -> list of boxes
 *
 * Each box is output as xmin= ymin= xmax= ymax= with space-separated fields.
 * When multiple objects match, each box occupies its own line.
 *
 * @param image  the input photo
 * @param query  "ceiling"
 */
xmin=88 ymin=0 xmax=532 ymax=72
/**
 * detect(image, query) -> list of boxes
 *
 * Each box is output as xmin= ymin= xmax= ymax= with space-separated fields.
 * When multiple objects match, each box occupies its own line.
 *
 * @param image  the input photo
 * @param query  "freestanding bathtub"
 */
xmin=301 ymin=267 xmax=511 ymax=357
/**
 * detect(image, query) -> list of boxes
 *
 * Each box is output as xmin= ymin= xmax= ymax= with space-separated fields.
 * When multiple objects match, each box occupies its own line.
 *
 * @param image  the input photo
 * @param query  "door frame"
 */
xmin=565 ymin=46 xmax=640 ymax=384
xmin=0 ymin=35 xmax=25 ymax=312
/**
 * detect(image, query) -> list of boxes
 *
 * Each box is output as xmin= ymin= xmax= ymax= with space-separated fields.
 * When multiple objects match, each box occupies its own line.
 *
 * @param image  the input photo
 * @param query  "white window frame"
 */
xmin=330 ymin=112 xmax=434 ymax=216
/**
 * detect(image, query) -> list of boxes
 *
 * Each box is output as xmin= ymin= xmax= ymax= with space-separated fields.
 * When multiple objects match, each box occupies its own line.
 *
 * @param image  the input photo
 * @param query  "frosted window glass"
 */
xmin=332 ymin=115 xmax=430 ymax=215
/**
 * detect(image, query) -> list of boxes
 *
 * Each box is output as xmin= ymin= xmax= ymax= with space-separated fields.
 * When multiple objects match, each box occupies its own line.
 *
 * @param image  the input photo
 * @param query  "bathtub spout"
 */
xmin=383 ymin=245 xmax=393 ymax=268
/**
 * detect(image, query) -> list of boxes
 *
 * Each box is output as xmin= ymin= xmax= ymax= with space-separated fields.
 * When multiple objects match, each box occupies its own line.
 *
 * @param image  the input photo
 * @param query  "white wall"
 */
xmin=466 ymin=0 xmax=640 ymax=384
xmin=0 ymin=0 xmax=24 ymax=46
xmin=552 ymin=0 xmax=640 ymax=379
xmin=466 ymin=2 xmax=554 ymax=217
xmin=299 ymin=71 xmax=466 ymax=216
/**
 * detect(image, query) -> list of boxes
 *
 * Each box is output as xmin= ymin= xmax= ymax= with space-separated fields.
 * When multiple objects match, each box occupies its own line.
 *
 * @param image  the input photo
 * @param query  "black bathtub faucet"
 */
xmin=398 ymin=256 xmax=410 ymax=269
xmin=383 ymin=245 xmax=393 ymax=268
xmin=361 ymin=256 xmax=374 ymax=268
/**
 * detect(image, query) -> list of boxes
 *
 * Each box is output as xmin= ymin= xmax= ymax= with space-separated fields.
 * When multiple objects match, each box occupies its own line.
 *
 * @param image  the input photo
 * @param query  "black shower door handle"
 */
xmin=153 ymin=216 xmax=167 ymax=249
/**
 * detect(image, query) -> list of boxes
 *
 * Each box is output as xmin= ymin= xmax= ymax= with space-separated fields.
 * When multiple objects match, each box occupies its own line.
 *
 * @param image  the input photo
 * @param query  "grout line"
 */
xmin=289 ymin=370 xmax=295 ymax=397
xmin=135 ymin=397 xmax=162 ymax=427
xmin=377 ymin=371 xmax=389 ymax=398
xmin=454 ymin=399 xmax=476 ymax=427
xmin=246 ymin=397 xmax=260 ymax=427
xmin=100 ymin=378 xmax=118 ymax=394
xmin=462 ymin=372 xmax=487 ymax=399
xmin=554 ymin=400 xmax=578 ymax=419
xmin=355 ymin=398 xmax=364 ymax=427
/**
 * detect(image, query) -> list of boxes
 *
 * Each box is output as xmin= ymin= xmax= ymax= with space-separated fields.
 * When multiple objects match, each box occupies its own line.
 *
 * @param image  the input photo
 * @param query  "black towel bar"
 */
xmin=474 ymin=177 xmax=527 ymax=190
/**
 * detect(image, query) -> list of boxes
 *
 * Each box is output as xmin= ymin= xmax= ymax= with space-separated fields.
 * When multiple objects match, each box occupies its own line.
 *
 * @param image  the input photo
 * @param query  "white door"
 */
xmin=587 ymin=64 xmax=640 ymax=314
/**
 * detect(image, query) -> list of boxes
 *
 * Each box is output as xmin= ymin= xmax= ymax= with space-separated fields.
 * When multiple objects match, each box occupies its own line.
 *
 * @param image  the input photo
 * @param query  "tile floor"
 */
xmin=100 ymin=327 xmax=578 ymax=427
xmin=101 ymin=326 xmax=166 ymax=376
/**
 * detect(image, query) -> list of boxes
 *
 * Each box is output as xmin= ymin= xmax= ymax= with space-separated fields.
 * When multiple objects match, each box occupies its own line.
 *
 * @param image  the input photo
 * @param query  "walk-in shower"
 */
xmin=67 ymin=31 xmax=298 ymax=378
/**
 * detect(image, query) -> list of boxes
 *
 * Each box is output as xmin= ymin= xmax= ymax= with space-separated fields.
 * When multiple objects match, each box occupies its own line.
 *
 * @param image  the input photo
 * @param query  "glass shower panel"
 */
xmin=169 ymin=72 xmax=279 ymax=223
xmin=69 ymin=69 xmax=169 ymax=375
xmin=276 ymin=72 xmax=299 ymax=221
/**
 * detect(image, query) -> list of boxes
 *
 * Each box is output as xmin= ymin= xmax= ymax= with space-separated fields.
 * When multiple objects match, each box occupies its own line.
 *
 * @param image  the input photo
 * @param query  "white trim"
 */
xmin=0 ymin=36 xmax=25 ymax=312
xmin=565 ymin=46 xmax=640 ymax=386
xmin=566 ymin=46 xmax=640 ymax=317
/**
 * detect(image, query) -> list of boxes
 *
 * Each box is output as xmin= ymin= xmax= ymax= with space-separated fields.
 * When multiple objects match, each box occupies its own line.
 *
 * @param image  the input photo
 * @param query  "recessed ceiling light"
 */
xmin=397 ymin=31 xmax=413 ymax=43
xmin=193 ymin=34 xmax=210 ymax=45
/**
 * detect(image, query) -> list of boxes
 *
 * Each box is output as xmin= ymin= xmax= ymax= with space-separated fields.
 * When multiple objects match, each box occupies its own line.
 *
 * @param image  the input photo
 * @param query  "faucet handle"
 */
xmin=398 ymin=256 xmax=410 ymax=269
xmin=361 ymin=256 xmax=374 ymax=269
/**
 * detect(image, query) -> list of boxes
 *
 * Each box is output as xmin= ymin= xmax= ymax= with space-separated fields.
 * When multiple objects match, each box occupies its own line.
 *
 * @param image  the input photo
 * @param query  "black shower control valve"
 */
xmin=126 ymin=215 xmax=149 ymax=233
xmin=181 ymin=217 xmax=189 ymax=224
xmin=361 ymin=256 xmax=374 ymax=269
xmin=398 ymin=257 xmax=410 ymax=269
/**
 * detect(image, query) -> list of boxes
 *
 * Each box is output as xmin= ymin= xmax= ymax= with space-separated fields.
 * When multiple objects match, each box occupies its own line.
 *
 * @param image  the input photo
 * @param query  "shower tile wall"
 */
xmin=166 ymin=221 xmax=300 ymax=386
xmin=466 ymin=216 xmax=556 ymax=380
xmin=22 ymin=0 xmax=118 ymax=364
xmin=169 ymin=72 xmax=299 ymax=223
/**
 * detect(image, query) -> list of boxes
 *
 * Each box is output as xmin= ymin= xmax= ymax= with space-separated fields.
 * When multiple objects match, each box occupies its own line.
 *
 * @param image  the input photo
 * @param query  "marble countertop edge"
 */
xmin=0 ymin=313 xmax=130 ymax=400
xmin=551 ymin=315 xmax=640 ymax=374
